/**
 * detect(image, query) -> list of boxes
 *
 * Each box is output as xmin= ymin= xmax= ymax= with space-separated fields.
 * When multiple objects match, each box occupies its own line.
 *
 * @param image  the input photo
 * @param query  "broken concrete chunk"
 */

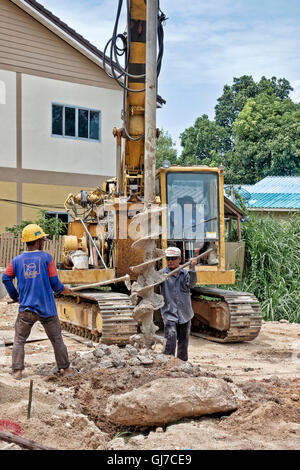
xmin=137 ymin=355 xmax=154 ymax=365
xmin=93 ymin=348 xmax=105 ymax=359
xmin=155 ymin=354 xmax=169 ymax=364
xmin=99 ymin=359 xmax=114 ymax=369
xmin=98 ymin=344 xmax=111 ymax=355
xmin=179 ymin=362 xmax=194 ymax=374
xmin=128 ymin=358 xmax=141 ymax=367
xmin=131 ymin=367 xmax=142 ymax=378
xmin=108 ymin=345 xmax=121 ymax=355
xmin=112 ymin=358 xmax=126 ymax=368
xmin=105 ymin=377 xmax=240 ymax=426
xmin=125 ymin=345 xmax=138 ymax=356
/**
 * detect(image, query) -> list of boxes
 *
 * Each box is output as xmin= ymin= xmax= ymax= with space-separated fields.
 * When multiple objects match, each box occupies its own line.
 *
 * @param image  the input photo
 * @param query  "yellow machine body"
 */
xmin=56 ymin=0 xmax=261 ymax=344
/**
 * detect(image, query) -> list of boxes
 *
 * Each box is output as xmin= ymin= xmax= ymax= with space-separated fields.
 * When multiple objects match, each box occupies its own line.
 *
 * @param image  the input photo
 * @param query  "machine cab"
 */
xmin=156 ymin=165 xmax=235 ymax=285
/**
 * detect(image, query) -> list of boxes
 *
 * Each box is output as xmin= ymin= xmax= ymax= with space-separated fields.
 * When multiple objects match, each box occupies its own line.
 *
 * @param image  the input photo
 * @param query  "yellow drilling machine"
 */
xmin=56 ymin=0 xmax=262 ymax=346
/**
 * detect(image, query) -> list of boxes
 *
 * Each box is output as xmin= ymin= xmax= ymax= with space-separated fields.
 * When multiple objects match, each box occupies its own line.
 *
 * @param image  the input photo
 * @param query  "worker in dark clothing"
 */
xmin=2 ymin=224 xmax=74 ymax=380
xmin=160 ymin=247 xmax=197 ymax=361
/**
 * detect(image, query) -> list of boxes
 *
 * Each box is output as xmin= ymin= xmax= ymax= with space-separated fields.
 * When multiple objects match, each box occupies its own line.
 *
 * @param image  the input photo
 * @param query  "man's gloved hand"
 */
xmin=61 ymin=286 xmax=73 ymax=295
xmin=190 ymin=258 xmax=198 ymax=266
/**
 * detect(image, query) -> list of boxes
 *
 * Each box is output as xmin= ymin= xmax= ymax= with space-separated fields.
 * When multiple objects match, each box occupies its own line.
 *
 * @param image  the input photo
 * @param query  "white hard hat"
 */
xmin=165 ymin=247 xmax=181 ymax=258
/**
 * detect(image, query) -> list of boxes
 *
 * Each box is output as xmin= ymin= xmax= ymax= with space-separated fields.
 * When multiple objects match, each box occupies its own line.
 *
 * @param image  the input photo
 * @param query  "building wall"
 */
xmin=0 ymin=0 xmax=123 ymax=231
xmin=21 ymin=74 xmax=122 ymax=176
xmin=0 ymin=181 xmax=17 ymax=232
xmin=21 ymin=182 xmax=95 ymax=222
xmin=0 ymin=69 xmax=16 ymax=167
xmin=0 ymin=0 xmax=120 ymax=90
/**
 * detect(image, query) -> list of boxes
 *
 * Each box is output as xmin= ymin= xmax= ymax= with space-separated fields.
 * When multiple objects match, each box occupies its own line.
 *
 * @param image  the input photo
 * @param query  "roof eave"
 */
xmin=10 ymin=0 xmax=166 ymax=107
xmin=248 ymin=207 xmax=300 ymax=211
xmin=11 ymin=0 xmax=109 ymax=72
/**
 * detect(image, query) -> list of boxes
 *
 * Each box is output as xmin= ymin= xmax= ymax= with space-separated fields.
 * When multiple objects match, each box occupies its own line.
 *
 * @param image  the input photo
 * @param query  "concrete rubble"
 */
xmin=1 ymin=298 xmax=300 ymax=450
xmin=38 ymin=342 xmax=246 ymax=428
xmin=69 ymin=343 xmax=179 ymax=374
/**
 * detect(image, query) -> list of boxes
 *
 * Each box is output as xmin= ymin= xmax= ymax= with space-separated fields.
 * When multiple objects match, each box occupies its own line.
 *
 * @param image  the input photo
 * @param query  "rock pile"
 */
xmin=106 ymin=376 xmax=241 ymax=426
xmin=70 ymin=343 xmax=197 ymax=375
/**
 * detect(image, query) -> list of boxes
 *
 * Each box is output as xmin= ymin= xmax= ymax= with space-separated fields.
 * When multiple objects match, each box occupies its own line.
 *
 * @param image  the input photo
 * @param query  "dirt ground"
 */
xmin=0 ymin=296 xmax=300 ymax=450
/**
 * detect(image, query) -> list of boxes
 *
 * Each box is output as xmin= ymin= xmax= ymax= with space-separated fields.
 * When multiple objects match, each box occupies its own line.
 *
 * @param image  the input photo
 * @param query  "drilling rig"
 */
xmin=56 ymin=0 xmax=262 ymax=346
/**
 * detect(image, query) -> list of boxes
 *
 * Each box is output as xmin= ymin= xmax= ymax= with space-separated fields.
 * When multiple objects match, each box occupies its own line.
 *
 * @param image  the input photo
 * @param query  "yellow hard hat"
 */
xmin=21 ymin=224 xmax=48 ymax=243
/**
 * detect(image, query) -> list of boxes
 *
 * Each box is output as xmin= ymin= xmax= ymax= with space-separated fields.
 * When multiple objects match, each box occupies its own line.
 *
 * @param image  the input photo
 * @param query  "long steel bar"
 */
xmin=80 ymin=218 xmax=107 ymax=269
xmin=165 ymin=248 xmax=213 ymax=279
xmin=70 ymin=274 xmax=130 ymax=292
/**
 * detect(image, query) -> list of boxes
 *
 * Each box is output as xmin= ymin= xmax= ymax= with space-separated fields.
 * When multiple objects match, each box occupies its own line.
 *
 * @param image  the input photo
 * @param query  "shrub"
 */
xmin=6 ymin=210 xmax=67 ymax=240
xmin=231 ymin=214 xmax=300 ymax=322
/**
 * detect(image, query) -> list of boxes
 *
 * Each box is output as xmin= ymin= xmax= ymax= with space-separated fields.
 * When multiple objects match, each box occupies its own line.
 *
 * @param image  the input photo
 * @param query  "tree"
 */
xmin=215 ymin=75 xmax=259 ymax=131
xmin=232 ymin=94 xmax=300 ymax=183
xmin=215 ymin=75 xmax=293 ymax=131
xmin=179 ymin=115 xmax=230 ymax=166
xmin=6 ymin=210 xmax=67 ymax=239
xmin=179 ymin=75 xmax=299 ymax=183
xmin=156 ymin=129 xmax=178 ymax=168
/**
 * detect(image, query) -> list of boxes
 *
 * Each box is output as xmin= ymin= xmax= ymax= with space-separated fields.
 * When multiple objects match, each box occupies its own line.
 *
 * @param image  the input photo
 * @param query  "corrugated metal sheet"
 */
xmin=247 ymin=193 xmax=300 ymax=209
xmin=242 ymin=177 xmax=300 ymax=194
xmin=228 ymin=177 xmax=300 ymax=209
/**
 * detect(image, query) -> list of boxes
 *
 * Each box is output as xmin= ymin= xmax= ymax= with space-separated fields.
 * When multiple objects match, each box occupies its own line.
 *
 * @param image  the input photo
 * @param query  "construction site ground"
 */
xmin=0 ymin=296 xmax=300 ymax=451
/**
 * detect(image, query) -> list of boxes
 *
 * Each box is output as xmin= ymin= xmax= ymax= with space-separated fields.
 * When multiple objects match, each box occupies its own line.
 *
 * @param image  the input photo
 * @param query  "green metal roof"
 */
xmin=228 ymin=177 xmax=300 ymax=210
xmin=247 ymin=193 xmax=300 ymax=209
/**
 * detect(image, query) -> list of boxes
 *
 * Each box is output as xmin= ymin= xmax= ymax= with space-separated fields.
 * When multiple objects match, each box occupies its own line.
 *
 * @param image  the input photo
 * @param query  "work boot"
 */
xmin=12 ymin=369 xmax=22 ymax=380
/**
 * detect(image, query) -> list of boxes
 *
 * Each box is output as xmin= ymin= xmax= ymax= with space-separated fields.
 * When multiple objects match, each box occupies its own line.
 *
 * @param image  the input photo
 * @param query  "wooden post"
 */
xmin=27 ymin=379 xmax=33 ymax=419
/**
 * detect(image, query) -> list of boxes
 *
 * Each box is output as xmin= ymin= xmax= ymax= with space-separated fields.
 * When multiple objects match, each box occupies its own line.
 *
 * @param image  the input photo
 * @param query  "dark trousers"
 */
xmin=163 ymin=320 xmax=191 ymax=362
xmin=12 ymin=311 xmax=70 ymax=372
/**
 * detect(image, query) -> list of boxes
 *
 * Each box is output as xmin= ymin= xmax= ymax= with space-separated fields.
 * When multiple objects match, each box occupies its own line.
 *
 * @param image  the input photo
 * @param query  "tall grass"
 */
xmin=231 ymin=214 xmax=300 ymax=323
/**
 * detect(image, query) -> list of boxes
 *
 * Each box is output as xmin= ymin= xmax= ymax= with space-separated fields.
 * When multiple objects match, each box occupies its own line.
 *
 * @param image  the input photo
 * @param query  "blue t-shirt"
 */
xmin=2 ymin=251 xmax=64 ymax=318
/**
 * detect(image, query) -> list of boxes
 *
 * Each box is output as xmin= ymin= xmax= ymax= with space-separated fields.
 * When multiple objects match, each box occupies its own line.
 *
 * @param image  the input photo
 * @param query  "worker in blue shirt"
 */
xmin=160 ymin=247 xmax=197 ymax=361
xmin=2 ymin=224 xmax=74 ymax=380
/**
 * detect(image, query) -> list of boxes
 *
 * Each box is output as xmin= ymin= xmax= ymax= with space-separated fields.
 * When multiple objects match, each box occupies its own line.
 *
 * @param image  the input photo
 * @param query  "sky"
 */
xmin=41 ymin=0 xmax=300 ymax=152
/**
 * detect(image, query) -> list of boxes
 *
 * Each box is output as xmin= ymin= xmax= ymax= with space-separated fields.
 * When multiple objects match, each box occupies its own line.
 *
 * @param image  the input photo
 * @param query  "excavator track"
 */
xmin=57 ymin=290 xmax=137 ymax=346
xmin=191 ymin=286 xmax=262 ymax=343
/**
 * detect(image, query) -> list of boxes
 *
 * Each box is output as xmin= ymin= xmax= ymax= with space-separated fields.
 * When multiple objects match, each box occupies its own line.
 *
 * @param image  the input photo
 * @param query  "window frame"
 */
xmin=44 ymin=211 xmax=70 ymax=222
xmin=166 ymin=171 xmax=220 ymax=242
xmin=51 ymin=103 xmax=102 ymax=143
xmin=44 ymin=211 xmax=70 ymax=236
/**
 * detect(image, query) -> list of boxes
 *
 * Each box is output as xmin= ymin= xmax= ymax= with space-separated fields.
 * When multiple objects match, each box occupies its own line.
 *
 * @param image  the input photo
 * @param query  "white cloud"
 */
xmin=40 ymin=0 xmax=300 ymax=144
xmin=291 ymin=81 xmax=300 ymax=103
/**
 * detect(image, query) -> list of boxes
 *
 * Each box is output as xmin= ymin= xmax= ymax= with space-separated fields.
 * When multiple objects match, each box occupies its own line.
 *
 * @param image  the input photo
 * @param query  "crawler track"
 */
xmin=57 ymin=290 xmax=137 ymax=346
xmin=191 ymin=287 xmax=262 ymax=343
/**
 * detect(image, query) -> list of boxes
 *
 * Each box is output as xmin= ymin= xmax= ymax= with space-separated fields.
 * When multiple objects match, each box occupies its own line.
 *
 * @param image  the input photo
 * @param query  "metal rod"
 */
xmin=165 ymin=248 xmax=213 ymax=279
xmin=114 ymin=128 xmax=122 ymax=193
xmin=80 ymin=219 xmax=107 ymax=269
xmin=70 ymin=274 xmax=130 ymax=292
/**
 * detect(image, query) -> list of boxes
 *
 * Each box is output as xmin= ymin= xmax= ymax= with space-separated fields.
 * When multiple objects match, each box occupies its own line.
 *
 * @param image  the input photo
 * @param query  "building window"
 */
xmin=52 ymin=104 xmax=101 ymax=142
xmin=44 ymin=211 xmax=69 ymax=235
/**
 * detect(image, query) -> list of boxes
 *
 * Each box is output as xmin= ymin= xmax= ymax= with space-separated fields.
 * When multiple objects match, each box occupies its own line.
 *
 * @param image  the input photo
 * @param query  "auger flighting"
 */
xmin=129 ymin=0 xmax=166 ymax=349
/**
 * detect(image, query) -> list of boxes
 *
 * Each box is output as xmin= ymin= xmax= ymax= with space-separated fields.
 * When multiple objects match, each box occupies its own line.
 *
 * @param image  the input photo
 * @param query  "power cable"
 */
xmin=102 ymin=0 xmax=166 ymax=141
xmin=0 ymin=198 xmax=65 ymax=210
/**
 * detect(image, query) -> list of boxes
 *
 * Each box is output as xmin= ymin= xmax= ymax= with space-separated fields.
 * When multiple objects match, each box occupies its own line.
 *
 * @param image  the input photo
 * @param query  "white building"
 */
xmin=0 ymin=0 xmax=122 ymax=232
